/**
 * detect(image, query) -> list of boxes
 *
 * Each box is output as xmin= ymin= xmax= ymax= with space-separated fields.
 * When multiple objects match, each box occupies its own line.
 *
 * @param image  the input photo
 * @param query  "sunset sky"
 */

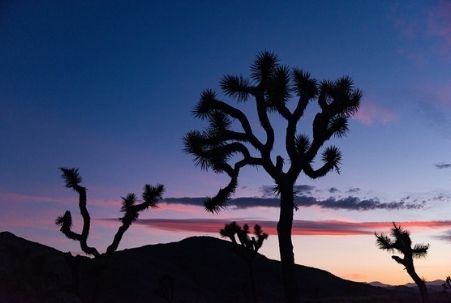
xmin=2 ymin=1 xmax=451 ymax=285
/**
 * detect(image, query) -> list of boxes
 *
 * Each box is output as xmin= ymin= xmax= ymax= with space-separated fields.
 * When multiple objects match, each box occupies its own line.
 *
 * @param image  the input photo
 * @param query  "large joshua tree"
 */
xmin=56 ymin=168 xmax=164 ymax=257
xmin=375 ymin=223 xmax=430 ymax=303
xmin=184 ymin=51 xmax=361 ymax=303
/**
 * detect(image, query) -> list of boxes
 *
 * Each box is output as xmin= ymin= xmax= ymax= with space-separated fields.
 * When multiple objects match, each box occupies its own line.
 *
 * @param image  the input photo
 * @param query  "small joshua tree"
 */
xmin=56 ymin=168 xmax=164 ymax=257
xmin=375 ymin=223 xmax=430 ymax=303
xmin=220 ymin=222 xmax=268 ymax=303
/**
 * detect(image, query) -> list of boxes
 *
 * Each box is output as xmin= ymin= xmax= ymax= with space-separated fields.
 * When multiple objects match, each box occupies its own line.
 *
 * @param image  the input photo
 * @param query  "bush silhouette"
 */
xmin=220 ymin=222 xmax=268 ymax=303
xmin=184 ymin=51 xmax=361 ymax=303
xmin=56 ymin=167 xmax=164 ymax=257
xmin=375 ymin=223 xmax=430 ymax=303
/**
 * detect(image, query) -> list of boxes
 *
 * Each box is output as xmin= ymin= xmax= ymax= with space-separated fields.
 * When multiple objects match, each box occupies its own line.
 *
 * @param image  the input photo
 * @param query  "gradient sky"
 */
xmin=2 ymin=0 xmax=451 ymax=285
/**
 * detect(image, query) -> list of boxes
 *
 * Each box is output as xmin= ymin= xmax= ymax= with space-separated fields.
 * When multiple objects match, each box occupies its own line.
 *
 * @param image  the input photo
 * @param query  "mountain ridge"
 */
xmin=1 ymin=231 xmax=450 ymax=303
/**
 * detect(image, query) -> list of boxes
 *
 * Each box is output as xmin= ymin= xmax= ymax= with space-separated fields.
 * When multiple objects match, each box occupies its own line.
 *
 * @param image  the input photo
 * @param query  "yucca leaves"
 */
xmin=322 ymin=146 xmax=342 ymax=173
xmin=193 ymin=89 xmax=217 ymax=119
xmin=204 ymin=174 xmax=238 ymax=213
xmin=251 ymin=51 xmax=278 ymax=82
xmin=317 ymin=77 xmax=361 ymax=119
xmin=412 ymin=244 xmax=430 ymax=258
xmin=328 ymin=116 xmax=349 ymax=138
xmin=121 ymin=193 xmax=137 ymax=212
xmin=142 ymin=184 xmax=164 ymax=207
xmin=375 ymin=233 xmax=394 ymax=252
xmin=221 ymin=74 xmax=252 ymax=102
xmin=266 ymin=65 xmax=291 ymax=110
xmin=376 ymin=223 xmax=429 ymax=262
xmin=55 ymin=210 xmax=72 ymax=229
xmin=292 ymin=69 xmax=318 ymax=100
xmin=295 ymin=134 xmax=310 ymax=155
xmin=60 ymin=168 xmax=82 ymax=189
xmin=120 ymin=185 xmax=165 ymax=224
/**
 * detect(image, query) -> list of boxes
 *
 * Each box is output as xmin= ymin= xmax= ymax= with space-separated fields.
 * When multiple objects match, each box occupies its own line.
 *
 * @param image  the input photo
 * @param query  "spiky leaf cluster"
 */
xmin=120 ymin=184 xmax=164 ymax=225
xmin=204 ymin=175 xmax=237 ymax=213
xmin=55 ymin=210 xmax=72 ymax=229
xmin=184 ymin=130 xmax=238 ymax=173
xmin=60 ymin=168 xmax=82 ymax=189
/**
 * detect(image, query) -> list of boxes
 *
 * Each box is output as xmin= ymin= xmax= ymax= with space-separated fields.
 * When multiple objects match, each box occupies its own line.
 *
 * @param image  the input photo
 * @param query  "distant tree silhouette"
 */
xmin=56 ymin=168 xmax=164 ymax=257
xmin=184 ymin=51 xmax=361 ymax=303
xmin=220 ymin=222 xmax=268 ymax=303
xmin=443 ymin=276 xmax=451 ymax=289
xmin=375 ymin=223 xmax=430 ymax=303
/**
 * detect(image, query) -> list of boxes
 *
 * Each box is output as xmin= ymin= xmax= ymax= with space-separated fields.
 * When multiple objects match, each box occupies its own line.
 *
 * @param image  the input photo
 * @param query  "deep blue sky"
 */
xmin=1 ymin=1 xmax=446 ymax=194
xmin=2 ymin=1 xmax=451 ymax=284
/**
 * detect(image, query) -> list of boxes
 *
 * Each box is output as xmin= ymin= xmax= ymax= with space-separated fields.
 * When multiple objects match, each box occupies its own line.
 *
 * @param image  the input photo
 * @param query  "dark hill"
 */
xmin=1 ymin=231 xmax=449 ymax=303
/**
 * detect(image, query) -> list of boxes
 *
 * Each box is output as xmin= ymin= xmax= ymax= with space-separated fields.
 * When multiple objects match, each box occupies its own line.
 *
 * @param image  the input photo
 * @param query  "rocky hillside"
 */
xmin=1 ymin=231 xmax=449 ymax=303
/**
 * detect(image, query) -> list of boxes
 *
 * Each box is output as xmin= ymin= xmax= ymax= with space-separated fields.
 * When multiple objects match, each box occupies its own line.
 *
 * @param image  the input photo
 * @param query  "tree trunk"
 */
xmin=106 ymin=222 xmax=130 ymax=255
xmin=277 ymin=185 xmax=299 ymax=303
xmin=248 ymin=261 xmax=258 ymax=303
xmin=407 ymin=266 xmax=429 ymax=303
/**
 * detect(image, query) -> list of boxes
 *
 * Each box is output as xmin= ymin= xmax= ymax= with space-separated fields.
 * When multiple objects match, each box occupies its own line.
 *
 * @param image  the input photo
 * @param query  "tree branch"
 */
xmin=204 ymin=98 xmax=265 ymax=151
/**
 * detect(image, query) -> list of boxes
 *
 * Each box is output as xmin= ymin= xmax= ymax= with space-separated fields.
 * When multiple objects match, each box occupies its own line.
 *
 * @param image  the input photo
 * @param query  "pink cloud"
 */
xmin=0 ymin=188 xmax=71 ymax=205
xmin=353 ymin=101 xmax=396 ymax=126
xmin=153 ymin=202 xmax=204 ymax=214
xmin=390 ymin=1 xmax=451 ymax=63
xmin=423 ymin=83 xmax=451 ymax=107
xmin=428 ymin=0 xmax=451 ymax=53
xmin=133 ymin=218 xmax=451 ymax=236
xmin=0 ymin=188 xmax=121 ymax=208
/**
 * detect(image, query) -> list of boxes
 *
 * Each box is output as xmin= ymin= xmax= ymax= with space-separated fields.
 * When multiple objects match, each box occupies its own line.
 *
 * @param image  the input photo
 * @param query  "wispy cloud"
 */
xmin=132 ymin=218 xmax=451 ymax=236
xmin=428 ymin=0 xmax=451 ymax=57
xmin=328 ymin=187 xmax=339 ymax=193
xmin=347 ymin=187 xmax=361 ymax=193
xmin=415 ymin=84 xmax=451 ymax=135
xmin=164 ymin=194 xmax=425 ymax=211
xmin=260 ymin=184 xmax=315 ymax=197
xmin=435 ymin=162 xmax=451 ymax=169
xmin=391 ymin=1 xmax=451 ymax=63
xmin=0 ymin=188 xmax=121 ymax=207
xmin=353 ymin=101 xmax=396 ymax=126
xmin=435 ymin=229 xmax=451 ymax=242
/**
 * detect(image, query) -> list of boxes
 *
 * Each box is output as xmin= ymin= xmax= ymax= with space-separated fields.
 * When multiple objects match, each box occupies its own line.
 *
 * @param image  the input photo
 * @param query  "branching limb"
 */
xmin=204 ymin=172 xmax=238 ymax=213
xmin=55 ymin=211 xmax=82 ymax=241
xmin=58 ymin=168 xmax=163 ymax=257
xmin=194 ymin=90 xmax=264 ymax=151
xmin=57 ymin=168 xmax=100 ymax=257
xmin=303 ymin=146 xmax=342 ymax=179
xmin=106 ymin=184 xmax=164 ymax=255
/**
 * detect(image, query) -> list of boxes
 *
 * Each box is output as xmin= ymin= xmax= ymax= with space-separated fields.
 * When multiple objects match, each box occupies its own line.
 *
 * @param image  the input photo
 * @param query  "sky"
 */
xmin=1 ymin=0 xmax=451 ymax=285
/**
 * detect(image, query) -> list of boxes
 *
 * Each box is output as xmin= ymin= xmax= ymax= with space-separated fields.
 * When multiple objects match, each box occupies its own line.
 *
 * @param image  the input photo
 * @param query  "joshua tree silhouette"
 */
xmin=184 ymin=51 xmax=361 ymax=303
xmin=375 ymin=223 xmax=430 ymax=303
xmin=220 ymin=222 xmax=268 ymax=303
xmin=56 ymin=168 xmax=164 ymax=257
xmin=443 ymin=276 xmax=451 ymax=290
